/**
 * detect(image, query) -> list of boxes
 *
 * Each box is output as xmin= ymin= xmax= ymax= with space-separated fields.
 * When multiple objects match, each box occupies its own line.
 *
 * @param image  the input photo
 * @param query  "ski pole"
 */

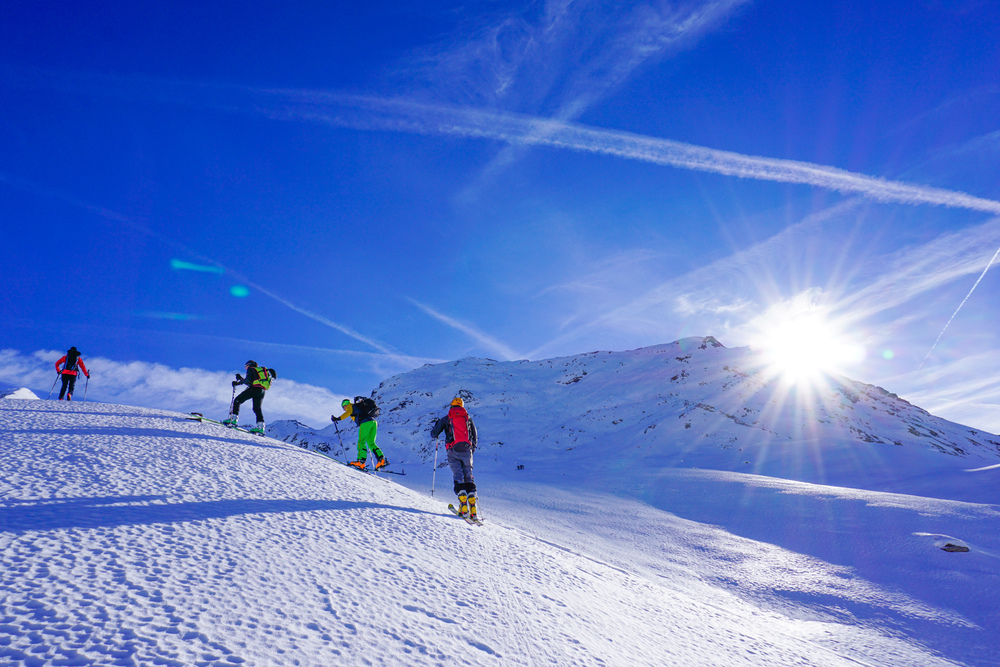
xmin=332 ymin=418 xmax=347 ymax=458
xmin=83 ymin=374 xmax=90 ymax=402
xmin=47 ymin=375 xmax=59 ymax=400
xmin=431 ymin=437 xmax=440 ymax=497
xmin=229 ymin=383 xmax=236 ymax=415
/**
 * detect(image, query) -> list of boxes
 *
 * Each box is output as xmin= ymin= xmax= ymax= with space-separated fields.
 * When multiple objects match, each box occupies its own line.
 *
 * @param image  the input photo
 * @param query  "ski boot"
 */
xmin=375 ymin=456 xmax=389 ymax=471
xmin=248 ymin=421 xmax=265 ymax=435
xmin=468 ymin=493 xmax=479 ymax=521
xmin=348 ymin=460 xmax=367 ymax=471
xmin=457 ymin=491 xmax=469 ymax=517
xmin=221 ymin=415 xmax=238 ymax=427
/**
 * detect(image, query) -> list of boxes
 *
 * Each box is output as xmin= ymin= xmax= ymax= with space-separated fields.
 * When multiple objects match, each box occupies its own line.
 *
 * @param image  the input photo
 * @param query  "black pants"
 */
xmin=233 ymin=386 xmax=265 ymax=422
xmin=58 ymin=374 xmax=77 ymax=400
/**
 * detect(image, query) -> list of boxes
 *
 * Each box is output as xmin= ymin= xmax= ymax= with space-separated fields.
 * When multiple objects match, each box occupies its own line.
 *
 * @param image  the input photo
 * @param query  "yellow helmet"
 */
xmin=451 ymin=397 xmax=464 ymax=407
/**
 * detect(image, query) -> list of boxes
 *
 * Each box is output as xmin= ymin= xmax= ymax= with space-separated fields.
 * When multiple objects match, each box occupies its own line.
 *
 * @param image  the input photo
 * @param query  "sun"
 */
xmin=749 ymin=301 xmax=865 ymax=385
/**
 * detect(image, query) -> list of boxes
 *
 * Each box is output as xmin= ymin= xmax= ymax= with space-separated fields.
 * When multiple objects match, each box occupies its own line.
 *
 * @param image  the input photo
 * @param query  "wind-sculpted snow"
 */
xmin=1 ymin=399 xmax=998 ymax=665
xmin=367 ymin=337 xmax=1000 ymax=502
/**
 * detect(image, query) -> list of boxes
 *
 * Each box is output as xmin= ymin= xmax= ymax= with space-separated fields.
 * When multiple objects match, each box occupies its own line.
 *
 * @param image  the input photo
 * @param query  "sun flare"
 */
xmin=750 ymin=302 xmax=865 ymax=385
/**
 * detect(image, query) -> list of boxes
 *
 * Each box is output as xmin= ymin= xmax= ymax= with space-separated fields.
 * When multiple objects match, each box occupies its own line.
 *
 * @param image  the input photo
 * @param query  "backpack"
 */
xmin=353 ymin=396 xmax=380 ymax=420
xmin=252 ymin=366 xmax=276 ymax=390
xmin=65 ymin=348 xmax=80 ymax=372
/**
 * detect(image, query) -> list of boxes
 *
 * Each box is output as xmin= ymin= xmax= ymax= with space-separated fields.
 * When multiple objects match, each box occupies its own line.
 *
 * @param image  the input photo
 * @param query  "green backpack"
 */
xmin=252 ymin=366 xmax=276 ymax=390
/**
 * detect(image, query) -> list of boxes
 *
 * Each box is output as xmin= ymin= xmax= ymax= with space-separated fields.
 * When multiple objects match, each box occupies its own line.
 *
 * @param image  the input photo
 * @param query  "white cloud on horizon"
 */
xmin=0 ymin=349 xmax=346 ymax=429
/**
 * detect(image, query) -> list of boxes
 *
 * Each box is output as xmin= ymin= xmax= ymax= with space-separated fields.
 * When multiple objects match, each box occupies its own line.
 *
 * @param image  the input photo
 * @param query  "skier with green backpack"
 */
xmin=223 ymin=360 xmax=276 ymax=435
xmin=333 ymin=396 xmax=389 ymax=471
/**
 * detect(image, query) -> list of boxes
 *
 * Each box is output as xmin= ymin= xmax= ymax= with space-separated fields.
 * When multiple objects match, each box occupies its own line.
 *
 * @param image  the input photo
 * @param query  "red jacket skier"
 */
xmin=431 ymin=397 xmax=479 ymax=519
xmin=55 ymin=346 xmax=89 ymax=401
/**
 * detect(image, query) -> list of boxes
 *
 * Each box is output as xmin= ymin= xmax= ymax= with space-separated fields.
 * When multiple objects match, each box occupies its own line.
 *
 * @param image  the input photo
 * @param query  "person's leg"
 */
xmin=65 ymin=375 xmax=77 ymax=401
xmin=460 ymin=451 xmax=478 ymax=518
xmin=251 ymin=388 xmax=264 ymax=423
xmin=58 ymin=374 xmax=70 ymax=400
xmin=448 ymin=449 xmax=470 ymax=514
xmin=358 ymin=421 xmax=378 ymax=460
xmin=232 ymin=388 xmax=252 ymax=415
xmin=368 ymin=421 xmax=384 ymax=460
xmin=225 ymin=388 xmax=252 ymax=425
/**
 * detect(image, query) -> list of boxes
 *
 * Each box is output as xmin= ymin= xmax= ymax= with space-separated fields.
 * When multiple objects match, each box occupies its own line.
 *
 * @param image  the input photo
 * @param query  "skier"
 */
xmin=431 ymin=397 xmax=479 ymax=520
xmin=223 ymin=360 xmax=276 ymax=434
xmin=54 ymin=346 xmax=89 ymax=401
xmin=333 ymin=396 xmax=388 ymax=471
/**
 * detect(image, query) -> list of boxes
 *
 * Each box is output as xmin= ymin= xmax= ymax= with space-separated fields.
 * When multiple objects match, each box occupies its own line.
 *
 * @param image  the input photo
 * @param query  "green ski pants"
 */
xmin=357 ymin=420 xmax=383 ymax=461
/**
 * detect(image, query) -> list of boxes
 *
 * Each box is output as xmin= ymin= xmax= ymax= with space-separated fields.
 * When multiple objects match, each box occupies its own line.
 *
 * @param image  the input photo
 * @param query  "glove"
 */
xmin=235 ymin=373 xmax=244 ymax=382
xmin=232 ymin=380 xmax=239 ymax=387
xmin=331 ymin=415 xmax=336 ymax=422
xmin=86 ymin=373 xmax=90 ymax=379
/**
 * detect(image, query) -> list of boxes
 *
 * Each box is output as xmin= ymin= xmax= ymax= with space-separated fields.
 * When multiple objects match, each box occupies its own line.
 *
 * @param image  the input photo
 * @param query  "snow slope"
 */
xmin=3 ymin=400 xmax=996 ymax=666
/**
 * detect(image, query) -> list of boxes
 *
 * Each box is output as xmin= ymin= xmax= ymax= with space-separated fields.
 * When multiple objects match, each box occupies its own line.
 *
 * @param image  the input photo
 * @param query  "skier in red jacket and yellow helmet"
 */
xmin=431 ymin=397 xmax=479 ymax=520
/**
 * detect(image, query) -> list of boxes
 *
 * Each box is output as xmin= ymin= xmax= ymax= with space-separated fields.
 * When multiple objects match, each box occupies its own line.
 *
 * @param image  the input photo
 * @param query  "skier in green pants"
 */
xmin=333 ymin=397 xmax=388 ymax=471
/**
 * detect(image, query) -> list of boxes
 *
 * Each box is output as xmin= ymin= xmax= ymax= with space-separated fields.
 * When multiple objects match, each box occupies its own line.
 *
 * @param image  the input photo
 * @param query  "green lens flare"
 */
xmin=230 ymin=285 xmax=250 ymax=298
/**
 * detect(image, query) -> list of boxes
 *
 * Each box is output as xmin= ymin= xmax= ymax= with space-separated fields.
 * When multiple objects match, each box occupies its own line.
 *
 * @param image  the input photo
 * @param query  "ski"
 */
xmin=186 ymin=412 xmax=260 ymax=435
xmin=448 ymin=503 xmax=483 ymax=526
xmin=336 ymin=459 xmax=407 ymax=476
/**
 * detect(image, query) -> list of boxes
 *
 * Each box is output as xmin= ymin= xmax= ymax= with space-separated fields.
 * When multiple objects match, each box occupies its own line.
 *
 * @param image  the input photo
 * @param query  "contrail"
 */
xmin=406 ymin=297 xmax=522 ymax=361
xmin=918 ymin=243 xmax=1000 ymax=370
xmin=262 ymin=92 xmax=1000 ymax=215
xmin=7 ymin=68 xmax=1000 ymax=214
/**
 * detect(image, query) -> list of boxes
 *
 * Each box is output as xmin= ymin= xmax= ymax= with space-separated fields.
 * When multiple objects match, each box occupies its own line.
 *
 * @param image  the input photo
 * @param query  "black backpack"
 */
xmin=353 ymin=396 xmax=380 ymax=419
xmin=65 ymin=348 xmax=80 ymax=371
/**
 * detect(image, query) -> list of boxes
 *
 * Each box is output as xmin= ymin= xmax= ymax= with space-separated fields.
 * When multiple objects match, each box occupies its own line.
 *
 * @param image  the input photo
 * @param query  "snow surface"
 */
xmin=2 ymin=339 xmax=1000 ymax=665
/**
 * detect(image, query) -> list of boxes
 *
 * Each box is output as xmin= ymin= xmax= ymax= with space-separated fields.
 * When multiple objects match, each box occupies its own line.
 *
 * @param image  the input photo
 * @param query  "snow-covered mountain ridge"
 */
xmin=273 ymin=337 xmax=1000 ymax=503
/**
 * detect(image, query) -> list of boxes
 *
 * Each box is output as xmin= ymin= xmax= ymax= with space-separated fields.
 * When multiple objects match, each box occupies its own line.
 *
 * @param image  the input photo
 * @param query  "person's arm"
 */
xmin=430 ymin=416 xmax=445 ymax=439
xmin=78 ymin=359 xmax=89 ymax=378
xmin=469 ymin=418 xmax=477 ymax=449
xmin=55 ymin=356 xmax=66 ymax=373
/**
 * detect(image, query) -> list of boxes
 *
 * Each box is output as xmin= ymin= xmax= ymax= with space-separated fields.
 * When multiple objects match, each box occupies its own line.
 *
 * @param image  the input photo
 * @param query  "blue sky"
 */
xmin=3 ymin=0 xmax=1000 ymax=430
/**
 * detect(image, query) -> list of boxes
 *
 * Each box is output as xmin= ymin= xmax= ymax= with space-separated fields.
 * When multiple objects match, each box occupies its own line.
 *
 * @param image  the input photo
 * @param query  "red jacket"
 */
xmin=56 ymin=355 xmax=88 ymax=377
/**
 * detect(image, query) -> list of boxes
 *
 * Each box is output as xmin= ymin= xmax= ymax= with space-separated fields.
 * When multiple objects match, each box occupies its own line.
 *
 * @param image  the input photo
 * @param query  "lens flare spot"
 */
xmin=883 ymin=349 xmax=895 ymax=360
xmin=230 ymin=285 xmax=250 ymax=298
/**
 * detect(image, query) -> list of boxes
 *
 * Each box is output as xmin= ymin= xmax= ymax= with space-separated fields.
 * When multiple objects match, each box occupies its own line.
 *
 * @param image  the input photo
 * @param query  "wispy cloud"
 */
xmin=397 ymin=0 xmax=750 ymax=113
xmin=0 ymin=349 xmax=342 ymax=428
xmin=394 ymin=0 xmax=751 ymax=190
xmin=406 ymin=298 xmax=522 ymax=361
